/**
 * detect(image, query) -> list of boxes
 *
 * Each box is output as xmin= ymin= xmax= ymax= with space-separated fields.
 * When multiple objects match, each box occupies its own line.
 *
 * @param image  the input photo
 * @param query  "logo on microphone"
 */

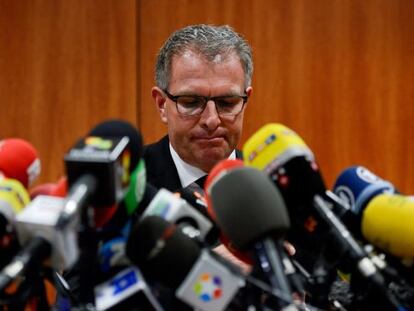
xmin=356 ymin=166 xmax=382 ymax=184
xmin=85 ymin=137 xmax=113 ymax=150
xmin=193 ymin=273 xmax=222 ymax=302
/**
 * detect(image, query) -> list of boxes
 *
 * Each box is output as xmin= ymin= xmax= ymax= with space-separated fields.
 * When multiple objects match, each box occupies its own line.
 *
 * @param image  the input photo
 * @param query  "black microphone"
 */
xmin=140 ymin=188 xmax=218 ymax=245
xmin=206 ymin=166 xmax=296 ymax=309
xmin=243 ymin=123 xmax=405 ymax=310
xmin=58 ymin=135 xmax=131 ymax=227
xmin=126 ymin=216 xmax=245 ymax=311
xmin=60 ymin=120 xmax=145 ymax=308
xmin=0 ymin=236 xmax=51 ymax=291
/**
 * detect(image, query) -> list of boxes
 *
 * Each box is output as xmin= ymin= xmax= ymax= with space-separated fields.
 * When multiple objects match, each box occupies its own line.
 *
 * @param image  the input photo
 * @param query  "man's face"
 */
xmin=152 ymin=50 xmax=252 ymax=173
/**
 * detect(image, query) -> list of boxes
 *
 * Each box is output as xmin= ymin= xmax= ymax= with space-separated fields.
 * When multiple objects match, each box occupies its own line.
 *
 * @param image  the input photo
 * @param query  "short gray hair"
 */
xmin=155 ymin=24 xmax=253 ymax=90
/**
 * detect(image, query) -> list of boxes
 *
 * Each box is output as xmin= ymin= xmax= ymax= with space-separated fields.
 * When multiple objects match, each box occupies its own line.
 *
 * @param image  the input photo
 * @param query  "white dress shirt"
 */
xmin=169 ymin=143 xmax=236 ymax=188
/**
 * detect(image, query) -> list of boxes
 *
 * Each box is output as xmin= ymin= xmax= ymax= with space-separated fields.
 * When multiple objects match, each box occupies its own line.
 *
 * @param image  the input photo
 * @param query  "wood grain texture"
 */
xmin=0 ymin=0 xmax=137 ymax=185
xmin=138 ymin=0 xmax=414 ymax=192
xmin=1 ymin=0 xmax=413 ymax=193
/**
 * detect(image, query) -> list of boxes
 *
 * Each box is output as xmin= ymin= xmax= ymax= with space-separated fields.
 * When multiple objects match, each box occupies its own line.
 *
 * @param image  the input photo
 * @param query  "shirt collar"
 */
xmin=169 ymin=143 xmax=236 ymax=188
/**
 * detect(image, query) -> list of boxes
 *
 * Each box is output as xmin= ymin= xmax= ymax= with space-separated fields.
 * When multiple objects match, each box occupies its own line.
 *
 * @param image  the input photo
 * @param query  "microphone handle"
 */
xmin=314 ymin=195 xmax=405 ymax=310
xmin=0 ymin=236 xmax=51 ymax=291
xmin=254 ymin=238 xmax=294 ymax=308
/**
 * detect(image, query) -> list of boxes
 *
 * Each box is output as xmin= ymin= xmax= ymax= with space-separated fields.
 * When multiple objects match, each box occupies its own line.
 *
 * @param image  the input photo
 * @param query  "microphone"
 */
xmin=94 ymin=266 xmax=163 ymax=311
xmin=332 ymin=166 xmax=413 ymax=257
xmin=88 ymin=119 xmax=147 ymax=217
xmin=14 ymin=195 xmax=79 ymax=270
xmin=333 ymin=166 xmax=397 ymax=215
xmin=0 ymin=138 xmax=41 ymax=188
xmin=243 ymin=124 xmax=329 ymax=272
xmin=46 ymin=176 xmax=119 ymax=230
xmin=0 ymin=178 xmax=30 ymax=269
xmin=140 ymin=188 xmax=217 ymax=245
xmin=0 ymin=178 xmax=30 ymax=223
xmin=206 ymin=166 xmax=296 ymax=309
xmin=242 ymin=123 xmax=403 ymax=309
xmin=205 ymin=159 xmax=305 ymax=295
xmin=0 ymin=194 xmax=79 ymax=293
xmin=361 ymin=194 xmax=414 ymax=260
xmin=0 ymin=236 xmax=51 ymax=291
xmin=56 ymin=134 xmax=131 ymax=230
xmin=126 ymin=215 xmax=245 ymax=311
xmin=59 ymin=120 xmax=145 ymax=307
xmin=332 ymin=181 xmax=414 ymax=309
xmin=88 ymin=119 xmax=143 ymax=170
xmin=204 ymin=159 xmax=244 ymax=221
xmin=204 ymin=159 xmax=254 ymax=265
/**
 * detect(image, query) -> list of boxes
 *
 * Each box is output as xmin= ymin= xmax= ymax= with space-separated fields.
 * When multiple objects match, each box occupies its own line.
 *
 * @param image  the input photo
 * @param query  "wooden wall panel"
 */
xmin=0 ymin=0 xmax=137 ymax=185
xmin=1 ymin=0 xmax=412 ymax=193
xmin=138 ymin=0 xmax=414 ymax=193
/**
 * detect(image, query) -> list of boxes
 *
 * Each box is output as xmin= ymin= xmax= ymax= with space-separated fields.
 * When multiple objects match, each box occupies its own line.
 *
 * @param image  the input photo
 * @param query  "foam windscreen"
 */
xmin=208 ymin=166 xmax=290 ymax=251
xmin=333 ymin=165 xmax=396 ymax=215
xmin=0 ymin=138 xmax=41 ymax=188
xmin=126 ymin=216 xmax=200 ymax=289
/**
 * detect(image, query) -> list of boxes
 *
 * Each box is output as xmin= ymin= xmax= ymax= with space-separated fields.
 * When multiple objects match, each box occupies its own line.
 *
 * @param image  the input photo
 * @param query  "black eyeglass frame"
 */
xmin=162 ymin=89 xmax=248 ymax=117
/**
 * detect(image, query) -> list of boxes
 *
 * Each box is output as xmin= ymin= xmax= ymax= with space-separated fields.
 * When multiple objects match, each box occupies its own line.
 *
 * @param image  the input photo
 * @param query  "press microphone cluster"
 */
xmin=333 ymin=167 xmax=414 ymax=293
xmin=241 ymin=123 xmax=410 ymax=310
xmin=2 ymin=119 xmax=413 ymax=311
xmin=0 ymin=120 xmax=161 ymax=310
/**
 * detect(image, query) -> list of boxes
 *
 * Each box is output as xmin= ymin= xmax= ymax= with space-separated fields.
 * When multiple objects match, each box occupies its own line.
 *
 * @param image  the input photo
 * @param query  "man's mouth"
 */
xmin=193 ymin=136 xmax=225 ymax=145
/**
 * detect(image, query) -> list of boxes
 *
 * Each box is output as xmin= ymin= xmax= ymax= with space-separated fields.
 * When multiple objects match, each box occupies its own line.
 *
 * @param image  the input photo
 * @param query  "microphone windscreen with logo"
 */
xmin=333 ymin=166 xmax=396 ymax=215
xmin=243 ymin=123 xmax=313 ymax=173
xmin=126 ymin=215 xmax=200 ymax=289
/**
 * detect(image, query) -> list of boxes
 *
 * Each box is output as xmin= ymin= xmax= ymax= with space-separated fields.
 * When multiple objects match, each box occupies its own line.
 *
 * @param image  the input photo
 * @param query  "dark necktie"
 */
xmin=194 ymin=175 xmax=207 ymax=189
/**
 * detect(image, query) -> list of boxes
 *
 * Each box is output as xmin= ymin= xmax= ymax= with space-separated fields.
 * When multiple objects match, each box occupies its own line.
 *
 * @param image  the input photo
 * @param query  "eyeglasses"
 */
xmin=163 ymin=89 xmax=248 ymax=117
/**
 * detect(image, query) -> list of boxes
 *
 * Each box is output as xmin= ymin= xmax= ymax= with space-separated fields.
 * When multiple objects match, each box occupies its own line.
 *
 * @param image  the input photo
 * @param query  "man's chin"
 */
xmin=197 ymin=148 xmax=230 ymax=170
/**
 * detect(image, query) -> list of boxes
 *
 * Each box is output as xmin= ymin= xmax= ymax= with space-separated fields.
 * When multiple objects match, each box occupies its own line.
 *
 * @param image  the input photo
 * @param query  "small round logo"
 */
xmin=356 ymin=166 xmax=381 ymax=184
xmin=193 ymin=273 xmax=222 ymax=302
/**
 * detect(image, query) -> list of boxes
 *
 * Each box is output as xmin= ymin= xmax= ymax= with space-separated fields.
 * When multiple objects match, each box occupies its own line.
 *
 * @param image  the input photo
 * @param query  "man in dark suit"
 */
xmin=144 ymin=24 xmax=253 ymax=191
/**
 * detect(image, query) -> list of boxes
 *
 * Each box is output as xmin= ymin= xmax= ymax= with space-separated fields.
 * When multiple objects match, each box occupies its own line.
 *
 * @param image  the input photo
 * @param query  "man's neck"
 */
xmin=169 ymin=143 xmax=236 ymax=188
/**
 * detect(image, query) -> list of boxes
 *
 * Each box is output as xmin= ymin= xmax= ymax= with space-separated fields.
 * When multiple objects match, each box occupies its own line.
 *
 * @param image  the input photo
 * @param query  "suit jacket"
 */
xmin=143 ymin=135 xmax=181 ymax=192
xmin=143 ymin=135 xmax=243 ymax=191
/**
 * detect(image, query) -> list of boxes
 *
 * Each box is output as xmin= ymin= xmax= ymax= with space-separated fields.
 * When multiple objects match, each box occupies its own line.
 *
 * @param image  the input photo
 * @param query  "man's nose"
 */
xmin=200 ymin=100 xmax=221 ymax=130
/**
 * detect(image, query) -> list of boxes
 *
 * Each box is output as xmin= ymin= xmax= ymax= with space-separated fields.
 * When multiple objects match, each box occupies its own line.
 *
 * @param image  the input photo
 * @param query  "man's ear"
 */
xmin=246 ymin=86 xmax=253 ymax=97
xmin=151 ymin=87 xmax=168 ymax=123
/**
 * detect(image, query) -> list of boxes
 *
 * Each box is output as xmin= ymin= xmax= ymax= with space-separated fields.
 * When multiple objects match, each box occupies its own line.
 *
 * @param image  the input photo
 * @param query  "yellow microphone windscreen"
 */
xmin=243 ymin=123 xmax=313 ymax=173
xmin=362 ymin=193 xmax=414 ymax=259
xmin=0 ymin=177 xmax=30 ymax=222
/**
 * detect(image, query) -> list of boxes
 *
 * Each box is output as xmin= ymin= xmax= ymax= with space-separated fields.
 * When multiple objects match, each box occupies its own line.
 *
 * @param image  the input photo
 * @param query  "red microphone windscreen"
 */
xmin=49 ymin=176 xmax=68 ymax=198
xmin=29 ymin=183 xmax=57 ymax=200
xmin=204 ymin=159 xmax=252 ymax=264
xmin=0 ymin=139 xmax=41 ymax=188
xmin=205 ymin=159 xmax=244 ymax=220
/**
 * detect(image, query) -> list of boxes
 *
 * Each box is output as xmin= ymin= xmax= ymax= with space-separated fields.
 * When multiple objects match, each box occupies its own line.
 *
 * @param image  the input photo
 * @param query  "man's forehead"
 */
xmin=175 ymin=48 xmax=237 ymax=65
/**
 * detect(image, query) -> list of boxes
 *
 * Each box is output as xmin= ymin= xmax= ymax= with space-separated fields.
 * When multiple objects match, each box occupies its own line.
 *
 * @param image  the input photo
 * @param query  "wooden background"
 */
xmin=1 ymin=0 xmax=413 ymax=193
